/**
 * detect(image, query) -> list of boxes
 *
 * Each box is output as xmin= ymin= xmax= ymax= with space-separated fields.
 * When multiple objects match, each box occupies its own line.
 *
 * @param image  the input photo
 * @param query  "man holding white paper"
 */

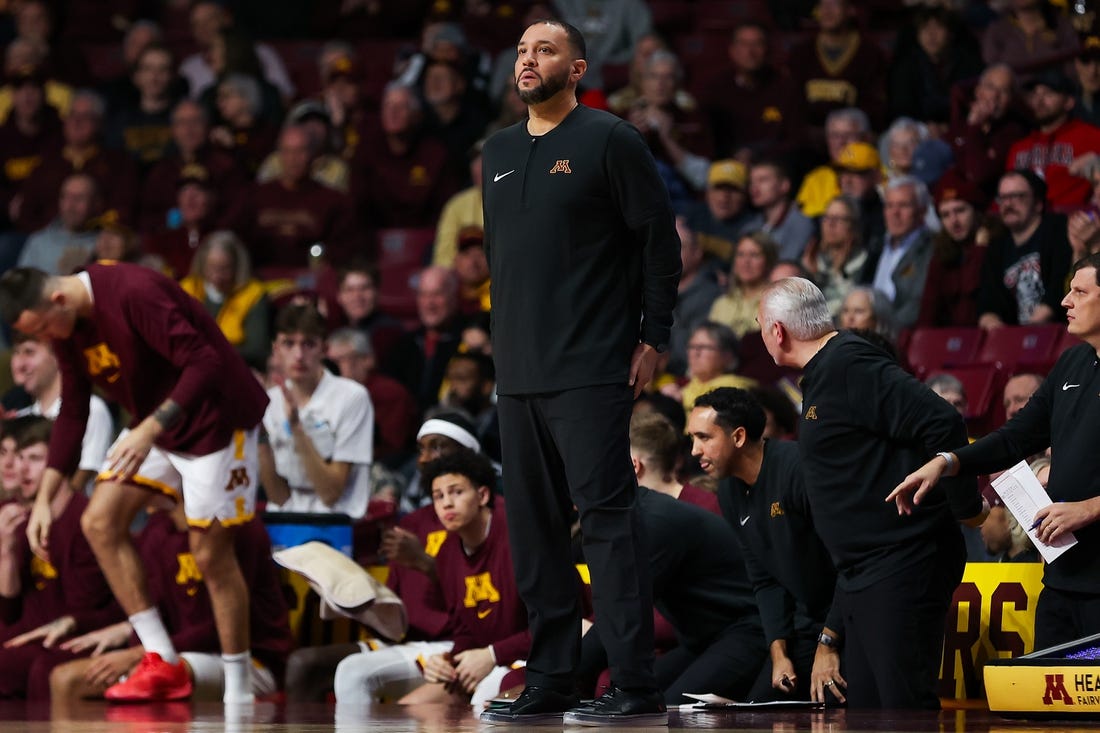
xmin=891 ymin=252 xmax=1100 ymax=649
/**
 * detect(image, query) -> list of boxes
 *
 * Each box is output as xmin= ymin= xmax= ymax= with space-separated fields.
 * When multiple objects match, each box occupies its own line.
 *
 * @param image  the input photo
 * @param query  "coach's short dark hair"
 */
xmin=421 ymin=447 xmax=496 ymax=506
xmin=530 ymin=18 xmax=586 ymax=59
xmin=1072 ymin=252 xmax=1100 ymax=285
xmin=274 ymin=302 xmax=326 ymax=339
xmin=693 ymin=387 xmax=766 ymax=441
xmin=0 ymin=268 xmax=50 ymax=326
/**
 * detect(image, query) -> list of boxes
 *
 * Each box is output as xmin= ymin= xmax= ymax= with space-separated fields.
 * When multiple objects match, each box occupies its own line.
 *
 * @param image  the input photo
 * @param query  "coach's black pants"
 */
xmin=833 ymin=529 xmax=965 ymax=709
xmin=497 ymin=385 xmax=656 ymax=692
xmin=1035 ymin=586 xmax=1100 ymax=650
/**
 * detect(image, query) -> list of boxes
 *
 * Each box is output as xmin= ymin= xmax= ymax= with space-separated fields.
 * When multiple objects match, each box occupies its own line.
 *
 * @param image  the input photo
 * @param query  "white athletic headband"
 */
xmin=417 ymin=418 xmax=480 ymax=452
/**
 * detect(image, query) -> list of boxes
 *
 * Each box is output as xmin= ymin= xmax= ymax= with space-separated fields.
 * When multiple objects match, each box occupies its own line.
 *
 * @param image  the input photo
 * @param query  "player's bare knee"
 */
xmin=80 ymin=502 xmax=120 ymax=548
xmin=49 ymin=662 xmax=81 ymax=700
xmin=189 ymin=529 xmax=237 ymax=580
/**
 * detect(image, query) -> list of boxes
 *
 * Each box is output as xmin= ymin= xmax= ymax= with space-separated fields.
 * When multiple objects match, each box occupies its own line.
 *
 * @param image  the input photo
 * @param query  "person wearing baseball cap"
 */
xmin=1076 ymin=33 xmax=1100 ymax=127
xmin=835 ymin=141 xmax=886 ymax=246
xmin=681 ymin=159 xmax=751 ymax=262
xmin=1007 ymin=67 xmax=1100 ymax=209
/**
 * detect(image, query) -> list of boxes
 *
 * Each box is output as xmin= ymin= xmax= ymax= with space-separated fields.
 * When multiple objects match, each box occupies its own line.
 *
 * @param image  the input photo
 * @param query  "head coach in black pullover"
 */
xmin=477 ymin=18 xmax=681 ymax=729
xmin=757 ymin=277 xmax=984 ymax=710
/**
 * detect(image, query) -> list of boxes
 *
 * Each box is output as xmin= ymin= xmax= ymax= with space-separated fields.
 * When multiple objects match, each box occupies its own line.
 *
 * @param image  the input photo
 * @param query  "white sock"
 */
xmin=222 ymin=651 xmax=254 ymax=703
xmin=129 ymin=608 xmax=178 ymax=664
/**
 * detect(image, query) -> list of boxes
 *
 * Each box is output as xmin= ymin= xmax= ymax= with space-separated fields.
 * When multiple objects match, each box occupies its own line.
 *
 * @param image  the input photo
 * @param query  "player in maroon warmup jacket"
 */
xmin=0 ymin=263 xmax=269 ymax=704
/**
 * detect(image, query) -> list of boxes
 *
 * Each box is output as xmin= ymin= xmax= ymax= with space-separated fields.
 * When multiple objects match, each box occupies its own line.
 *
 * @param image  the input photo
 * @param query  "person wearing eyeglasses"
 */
xmin=977 ymin=169 xmax=1072 ymax=330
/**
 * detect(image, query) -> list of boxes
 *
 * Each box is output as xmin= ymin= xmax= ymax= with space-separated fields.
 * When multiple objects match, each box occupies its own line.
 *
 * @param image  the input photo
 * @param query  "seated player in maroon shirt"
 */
xmin=0 ymin=417 xmax=121 ymax=699
xmin=334 ymin=449 xmax=530 ymax=709
xmin=281 ymin=414 xmax=478 ymax=703
xmin=629 ymin=410 xmax=720 ymax=515
xmin=0 ymin=263 xmax=270 ymax=704
xmin=47 ymin=503 xmax=292 ymax=702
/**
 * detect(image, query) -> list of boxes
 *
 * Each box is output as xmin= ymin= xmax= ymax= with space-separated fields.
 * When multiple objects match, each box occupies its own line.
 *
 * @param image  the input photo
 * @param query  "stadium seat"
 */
xmin=690 ymin=0 xmax=774 ymax=32
xmin=266 ymin=40 xmax=325 ymax=101
xmin=930 ymin=364 xmax=1000 ymax=436
xmin=975 ymin=324 xmax=1064 ymax=372
xmin=672 ymin=30 xmax=732 ymax=99
xmin=905 ymin=327 xmax=984 ymax=379
xmin=376 ymin=227 xmax=436 ymax=329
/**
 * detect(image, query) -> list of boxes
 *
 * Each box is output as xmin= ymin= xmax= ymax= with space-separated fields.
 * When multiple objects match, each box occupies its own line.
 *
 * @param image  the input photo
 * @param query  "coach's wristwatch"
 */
xmin=935 ymin=451 xmax=958 ymax=473
xmin=645 ymin=341 xmax=668 ymax=354
xmin=817 ymin=631 xmax=840 ymax=649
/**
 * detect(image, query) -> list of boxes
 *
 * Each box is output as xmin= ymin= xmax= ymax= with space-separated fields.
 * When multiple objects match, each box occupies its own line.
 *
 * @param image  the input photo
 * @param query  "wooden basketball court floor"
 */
xmin=1 ymin=701 xmax=1091 ymax=733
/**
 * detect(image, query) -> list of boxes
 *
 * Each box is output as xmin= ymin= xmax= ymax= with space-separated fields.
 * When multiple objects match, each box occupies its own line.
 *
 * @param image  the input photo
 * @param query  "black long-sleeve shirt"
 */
xmin=717 ymin=440 xmax=836 ymax=646
xmin=482 ymin=104 xmax=682 ymax=395
xmin=955 ymin=343 xmax=1100 ymax=593
xmin=637 ymin=487 xmax=760 ymax=654
xmin=798 ymin=332 xmax=982 ymax=591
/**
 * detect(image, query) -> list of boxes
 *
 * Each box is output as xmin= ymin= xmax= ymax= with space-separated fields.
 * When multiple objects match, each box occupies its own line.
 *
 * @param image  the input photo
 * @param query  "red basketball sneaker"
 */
xmin=105 ymin=652 xmax=193 ymax=702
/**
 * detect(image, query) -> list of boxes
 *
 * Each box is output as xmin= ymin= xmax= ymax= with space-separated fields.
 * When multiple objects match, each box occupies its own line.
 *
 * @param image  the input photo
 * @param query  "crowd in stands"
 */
xmin=0 ymin=0 xmax=1087 ymax=709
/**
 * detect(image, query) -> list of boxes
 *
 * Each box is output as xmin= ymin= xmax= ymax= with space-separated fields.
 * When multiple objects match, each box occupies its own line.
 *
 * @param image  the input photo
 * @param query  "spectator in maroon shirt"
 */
xmin=917 ymin=171 xmax=997 ymax=327
xmin=208 ymin=73 xmax=278 ymax=177
xmin=0 ymin=66 xmax=61 ymax=232
xmin=703 ymin=21 xmax=805 ymax=161
xmin=887 ymin=5 xmax=984 ymax=131
xmin=412 ymin=266 xmax=464 ymax=410
xmin=787 ymin=0 xmax=888 ymax=132
xmin=15 ymin=90 xmax=138 ymax=232
xmin=947 ymin=64 xmax=1028 ymax=201
xmin=229 ymin=124 xmax=361 ymax=271
xmin=316 ymin=44 xmax=372 ymax=162
xmin=353 ymin=83 xmax=460 ymax=229
xmin=624 ymin=50 xmax=711 ymax=198
xmin=142 ymin=164 xmax=219 ymax=279
xmin=326 ymin=327 xmax=418 ymax=469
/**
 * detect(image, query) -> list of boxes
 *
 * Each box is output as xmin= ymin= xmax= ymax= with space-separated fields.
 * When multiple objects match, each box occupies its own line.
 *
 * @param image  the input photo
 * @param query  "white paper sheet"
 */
xmin=990 ymin=460 xmax=1077 ymax=563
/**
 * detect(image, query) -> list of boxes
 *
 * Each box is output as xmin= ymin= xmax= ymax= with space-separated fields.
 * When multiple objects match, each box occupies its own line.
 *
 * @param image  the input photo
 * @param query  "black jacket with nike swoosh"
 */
xmin=481 ymin=104 xmax=682 ymax=395
xmin=955 ymin=342 xmax=1100 ymax=593
xmin=798 ymin=332 xmax=981 ymax=591
xmin=717 ymin=440 xmax=837 ymax=646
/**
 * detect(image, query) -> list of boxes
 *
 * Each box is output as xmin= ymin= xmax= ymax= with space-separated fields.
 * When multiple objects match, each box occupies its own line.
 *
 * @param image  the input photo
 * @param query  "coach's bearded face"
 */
xmin=516 ymin=65 xmax=570 ymax=105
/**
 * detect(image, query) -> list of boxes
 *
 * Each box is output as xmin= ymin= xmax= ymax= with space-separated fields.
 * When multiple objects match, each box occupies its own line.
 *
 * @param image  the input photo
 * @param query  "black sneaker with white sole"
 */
xmin=562 ymin=685 xmax=668 ymax=727
xmin=479 ymin=685 xmax=580 ymax=725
